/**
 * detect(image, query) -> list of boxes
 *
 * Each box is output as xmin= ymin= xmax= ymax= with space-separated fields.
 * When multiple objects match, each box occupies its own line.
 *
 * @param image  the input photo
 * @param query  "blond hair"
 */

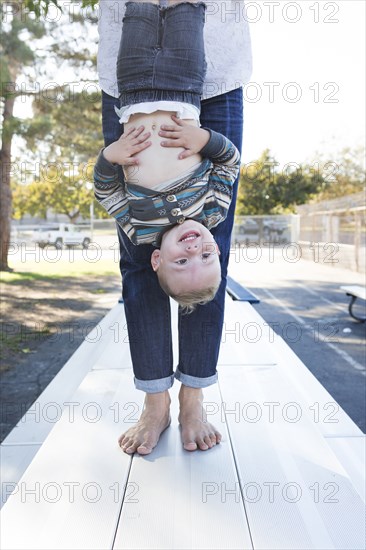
xmin=157 ymin=276 xmax=220 ymax=314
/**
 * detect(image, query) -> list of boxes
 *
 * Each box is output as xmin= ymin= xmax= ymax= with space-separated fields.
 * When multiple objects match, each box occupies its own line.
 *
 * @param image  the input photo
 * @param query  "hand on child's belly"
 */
xmin=123 ymin=111 xmax=202 ymax=189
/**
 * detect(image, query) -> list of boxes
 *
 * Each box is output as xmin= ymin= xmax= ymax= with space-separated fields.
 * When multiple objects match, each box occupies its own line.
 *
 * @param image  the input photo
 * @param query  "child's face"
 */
xmin=151 ymin=220 xmax=221 ymax=295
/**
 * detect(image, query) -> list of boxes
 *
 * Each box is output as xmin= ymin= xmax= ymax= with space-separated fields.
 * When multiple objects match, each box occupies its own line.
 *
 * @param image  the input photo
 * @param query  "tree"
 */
xmin=312 ymin=146 xmax=366 ymax=201
xmin=236 ymin=150 xmax=324 ymax=215
xmin=12 ymin=84 xmax=107 ymax=221
xmin=22 ymin=0 xmax=98 ymax=16
xmin=12 ymin=156 xmax=110 ymax=222
xmin=0 ymin=3 xmax=48 ymax=270
xmin=12 ymin=164 xmax=94 ymax=222
xmin=1 ymin=0 xmax=99 ymax=269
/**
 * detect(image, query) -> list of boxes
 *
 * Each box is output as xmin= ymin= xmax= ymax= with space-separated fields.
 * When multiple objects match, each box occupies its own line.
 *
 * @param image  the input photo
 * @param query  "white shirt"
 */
xmin=115 ymin=100 xmax=200 ymax=123
xmin=97 ymin=0 xmax=253 ymax=100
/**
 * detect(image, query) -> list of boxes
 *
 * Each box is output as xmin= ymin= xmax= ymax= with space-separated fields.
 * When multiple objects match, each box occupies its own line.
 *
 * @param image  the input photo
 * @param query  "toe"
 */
xmin=215 ymin=430 xmax=222 ymax=444
xmin=121 ymin=438 xmax=135 ymax=453
xmin=137 ymin=433 xmax=157 ymax=455
xmin=209 ymin=433 xmax=217 ymax=445
xmin=204 ymin=435 xmax=213 ymax=448
xmin=184 ymin=440 xmax=198 ymax=451
xmin=136 ymin=444 xmax=153 ymax=455
xmin=125 ymin=447 xmax=135 ymax=454
xmin=120 ymin=436 xmax=130 ymax=449
xmin=124 ymin=441 xmax=138 ymax=454
xmin=197 ymin=437 xmax=209 ymax=451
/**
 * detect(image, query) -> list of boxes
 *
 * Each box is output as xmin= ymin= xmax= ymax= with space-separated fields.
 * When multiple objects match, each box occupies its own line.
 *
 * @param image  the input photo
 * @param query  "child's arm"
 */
xmin=198 ymin=127 xmax=241 ymax=194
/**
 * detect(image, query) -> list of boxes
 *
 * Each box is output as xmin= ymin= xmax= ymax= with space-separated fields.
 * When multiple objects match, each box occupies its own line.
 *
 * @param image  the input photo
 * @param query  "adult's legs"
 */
xmin=102 ymin=91 xmax=174 ymax=392
xmin=102 ymin=91 xmax=173 ymax=454
xmin=101 ymin=2 xmax=209 ymax=452
xmin=176 ymin=87 xmax=243 ymax=450
xmin=101 ymin=91 xmax=124 ymax=146
xmin=121 ymin=84 xmax=244 ymax=395
xmin=176 ymin=87 xmax=244 ymax=386
xmin=104 ymin=0 xmax=209 ymax=393
xmin=117 ymin=1 xmax=205 ymax=110
xmin=102 ymin=88 xmax=244 ymax=452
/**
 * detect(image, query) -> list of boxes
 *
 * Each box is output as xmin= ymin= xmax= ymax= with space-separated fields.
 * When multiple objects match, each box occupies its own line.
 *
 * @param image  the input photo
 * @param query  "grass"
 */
xmin=1 ymin=328 xmax=51 ymax=350
xmin=1 ymin=257 xmax=119 ymax=284
xmin=1 ymin=253 xmax=121 ymax=374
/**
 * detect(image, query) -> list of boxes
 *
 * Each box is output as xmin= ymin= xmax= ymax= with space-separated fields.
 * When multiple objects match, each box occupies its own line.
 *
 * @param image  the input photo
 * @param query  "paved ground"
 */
xmin=0 ymin=279 xmax=120 ymax=442
xmin=229 ymin=245 xmax=366 ymax=433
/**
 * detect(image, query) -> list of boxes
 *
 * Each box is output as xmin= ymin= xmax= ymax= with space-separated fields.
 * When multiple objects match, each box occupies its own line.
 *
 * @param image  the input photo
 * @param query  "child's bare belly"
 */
xmin=123 ymin=111 xmax=202 ymax=189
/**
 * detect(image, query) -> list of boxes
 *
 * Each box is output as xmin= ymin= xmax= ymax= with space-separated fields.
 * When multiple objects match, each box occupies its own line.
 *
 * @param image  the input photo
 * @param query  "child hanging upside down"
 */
xmin=94 ymin=0 xmax=240 ymax=311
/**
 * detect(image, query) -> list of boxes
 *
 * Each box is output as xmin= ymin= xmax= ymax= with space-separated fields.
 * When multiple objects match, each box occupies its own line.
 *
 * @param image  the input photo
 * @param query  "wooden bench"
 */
xmin=1 ymin=280 xmax=365 ymax=549
xmin=226 ymin=275 xmax=260 ymax=303
xmin=340 ymin=285 xmax=366 ymax=323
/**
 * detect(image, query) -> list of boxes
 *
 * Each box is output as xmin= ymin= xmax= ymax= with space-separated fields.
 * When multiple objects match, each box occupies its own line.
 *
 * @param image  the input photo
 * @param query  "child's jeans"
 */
xmin=102 ymin=88 xmax=244 ymax=392
xmin=117 ymin=1 xmax=207 ymax=111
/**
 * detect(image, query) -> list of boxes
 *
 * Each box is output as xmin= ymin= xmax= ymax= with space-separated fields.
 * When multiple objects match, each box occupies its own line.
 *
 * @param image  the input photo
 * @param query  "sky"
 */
xmin=242 ymin=0 xmax=366 ymax=166
xmin=13 ymin=0 xmax=365 ymax=169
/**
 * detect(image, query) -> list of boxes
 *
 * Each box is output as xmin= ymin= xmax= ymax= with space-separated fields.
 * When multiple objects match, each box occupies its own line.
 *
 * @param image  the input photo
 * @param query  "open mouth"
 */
xmin=179 ymin=230 xmax=200 ymax=243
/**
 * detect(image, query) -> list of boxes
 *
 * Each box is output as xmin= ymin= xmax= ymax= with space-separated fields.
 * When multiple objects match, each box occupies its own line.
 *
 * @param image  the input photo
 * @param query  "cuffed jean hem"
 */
xmin=119 ymin=90 xmax=202 ymax=112
xmin=118 ymin=1 xmax=206 ymax=109
xmin=134 ymin=373 xmax=175 ymax=393
xmin=174 ymin=369 xmax=218 ymax=389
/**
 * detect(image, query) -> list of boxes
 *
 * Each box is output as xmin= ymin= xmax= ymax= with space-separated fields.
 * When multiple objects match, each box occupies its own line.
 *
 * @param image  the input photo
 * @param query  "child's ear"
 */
xmin=151 ymin=249 xmax=161 ymax=272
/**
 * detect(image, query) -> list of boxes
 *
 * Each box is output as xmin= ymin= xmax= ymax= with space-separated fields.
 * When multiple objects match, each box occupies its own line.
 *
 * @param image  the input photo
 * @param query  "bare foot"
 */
xmin=178 ymin=385 xmax=222 ymax=451
xmin=118 ymin=391 xmax=171 ymax=455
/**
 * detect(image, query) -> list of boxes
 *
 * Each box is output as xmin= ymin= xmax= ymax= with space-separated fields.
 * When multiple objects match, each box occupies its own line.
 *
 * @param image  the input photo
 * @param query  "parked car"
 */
xmin=233 ymin=219 xmax=260 ymax=245
xmin=233 ymin=218 xmax=290 ymax=245
xmin=262 ymin=219 xmax=289 ymax=243
xmin=33 ymin=224 xmax=91 ymax=249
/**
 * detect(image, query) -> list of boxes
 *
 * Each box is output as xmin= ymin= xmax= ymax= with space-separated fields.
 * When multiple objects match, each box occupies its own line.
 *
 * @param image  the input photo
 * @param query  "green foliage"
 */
xmin=12 ymin=160 xmax=110 ymax=221
xmin=237 ymin=148 xmax=365 ymax=215
xmin=17 ymin=0 xmax=62 ymax=17
xmin=0 ymin=3 xmax=49 ymax=146
xmin=0 ymin=56 xmax=11 ymax=86
xmin=313 ymin=147 xmax=366 ymax=201
xmin=37 ymin=164 xmax=94 ymax=221
xmin=12 ymin=86 xmax=110 ymax=222
xmin=20 ymin=116 xmax=53 ymax=149
xmin=2 ymin=0 xmax=104 ymax=224
xmin=237 ymin=150 xmax=324 ymax=215
xmin=21 ymin=0 xmax=98 ymax=16
xmin=32 ymin=89 xmax=102 ymax=160
xmin=0 ymin=6 xmax=45 ymax=78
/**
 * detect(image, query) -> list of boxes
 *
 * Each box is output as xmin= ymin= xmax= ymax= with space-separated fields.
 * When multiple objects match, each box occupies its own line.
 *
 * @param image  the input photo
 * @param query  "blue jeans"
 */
xmin=117 ymin=1 xmax=206 ymax=111
xmin=102 ymin=87 xmax=243 ymax=392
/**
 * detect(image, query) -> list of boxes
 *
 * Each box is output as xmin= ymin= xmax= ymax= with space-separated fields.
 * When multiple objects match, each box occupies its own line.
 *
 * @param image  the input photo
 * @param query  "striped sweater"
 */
xmin=94 ymin=128 xmax=240 ymax=246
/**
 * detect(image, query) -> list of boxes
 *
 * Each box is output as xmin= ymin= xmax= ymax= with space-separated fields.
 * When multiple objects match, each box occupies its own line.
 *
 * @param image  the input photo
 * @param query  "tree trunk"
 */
xmin=0 ymin=95 xmax=15 ymax=271
xmin=68 ymin=212 xmax=80 ymax=223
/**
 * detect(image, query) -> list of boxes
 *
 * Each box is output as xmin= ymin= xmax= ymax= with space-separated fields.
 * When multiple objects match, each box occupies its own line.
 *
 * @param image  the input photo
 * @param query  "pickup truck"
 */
xmin=33 ymin=224 xmax=91 ymax=249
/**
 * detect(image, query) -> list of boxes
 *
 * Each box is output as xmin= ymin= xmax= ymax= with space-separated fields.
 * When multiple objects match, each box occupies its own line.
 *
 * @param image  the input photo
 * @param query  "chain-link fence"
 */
xmin=297 ymin=207 xmax=365 ymax=272
xmin=295 ymin=192 xmax=366 ymax=272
